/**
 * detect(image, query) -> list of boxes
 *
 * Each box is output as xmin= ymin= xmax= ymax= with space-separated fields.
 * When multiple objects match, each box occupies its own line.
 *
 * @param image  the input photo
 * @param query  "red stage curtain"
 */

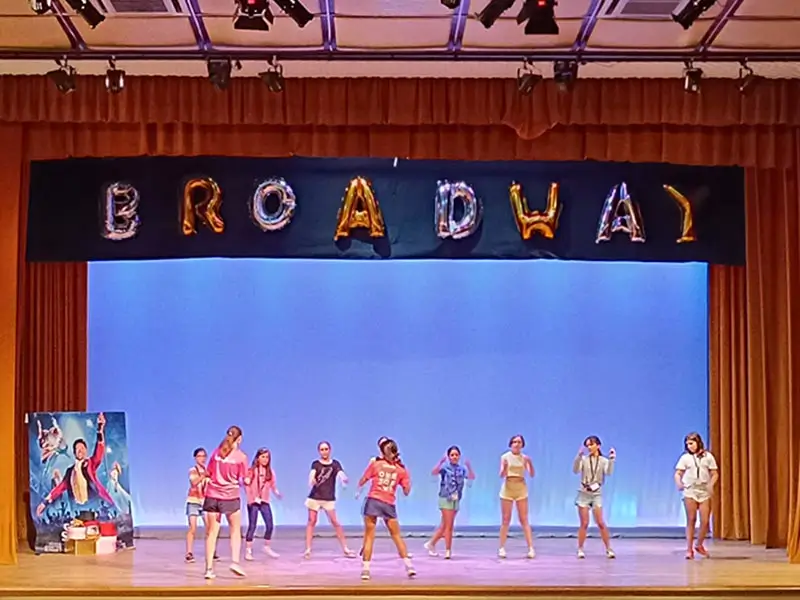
xmin=0 ymin=76 xmax=798 ymax=565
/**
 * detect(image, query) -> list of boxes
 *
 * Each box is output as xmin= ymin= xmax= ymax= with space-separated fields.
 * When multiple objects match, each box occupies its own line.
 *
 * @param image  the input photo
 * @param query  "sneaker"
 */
xmin=229 ymin=563 xmax=246 ymax=577
xmin=343 ymin=548 xmax=357 ymax=558
xmin=406 ymin=564 xmax=417 ymax=578
xmin=265 ymin=546 xmax=280 ymax=558
xmin=213 ymin=553 xmax=220 ymax=561
xmin=204 ymin=569 xmax=216 ymax=580
xmin=577 ymin=548 xmax=585 ymax=559
xmin=424 ymin=541 xmax=439 ymax=557
xmin=360 ymin=569 xmax=371 ymax=581
xmin=185 ymin=552 xmax=195 ymax=563
xmin=694 ymin=545 xmax=709 ymax=558
xmin=497 ymin=547 xmax=507 ymax=559
xmin=245 ymin=549 xmax=254 ymax=562
xmin=526 ymin=547 xmax=536 ymax=559
xmin=303 ymin=548 xmax=312 ymax=559
xmin=606 ymin=548 xmax=616 ymax=559
xmin=685 ymin=549 xmax=695 ymax=560
xmin=444 ymin=549 xmax=451 ymax=560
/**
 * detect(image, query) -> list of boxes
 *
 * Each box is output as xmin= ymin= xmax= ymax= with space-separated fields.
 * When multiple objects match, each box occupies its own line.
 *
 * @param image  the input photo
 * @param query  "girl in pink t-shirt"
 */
xmin=203 ymin=425 xmax=248 ymax=580
xmin=356 ymin=438 xmax=414 ymax=580
xmin=243 ymin=448 xmax=282 ymax=561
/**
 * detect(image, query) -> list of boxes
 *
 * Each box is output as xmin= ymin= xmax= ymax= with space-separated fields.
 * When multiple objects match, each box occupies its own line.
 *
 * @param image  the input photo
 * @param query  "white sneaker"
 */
xmin=577 ymin=548 xmax=586 ymax=559
xmin=497 ymin=547 xmax=507 ymax=559
xmin=303 ymin=548 xmax=312 ymax=559
xmin=424 ymin=541 xmax=439 ymax=557
xmin=244 ymin=549 xmax=254 ymax=562
xmin=606 ymin=548 xmax=616 ymax=559
xmin=444 ymin=549 xmax=451 ymax=560
xmin=406 ymin=564 xmax=417 ymax=577
xmin=343 ymin=548 xmax=357 ymax=558
xmin=229 ymin=563 xmax=246 ymax=577
xmin=204 ymin=569 xmax=216 ymax=580
xmin=360 ymin=568 xmax=371 ymax=580
xmin=526 ymin=547 xmax=536 ymax=559
xmin=265 ymin=546 xmax=279 ymax=558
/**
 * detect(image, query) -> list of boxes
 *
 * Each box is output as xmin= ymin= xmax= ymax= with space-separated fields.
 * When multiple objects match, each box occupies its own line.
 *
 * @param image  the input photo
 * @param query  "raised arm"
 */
xmin=431 ymin=456 xmax=447 ymax=476
xmin=465 ymin=459 xmax=476 ymax=480
xmin=572 ymin=449 xmax=583 ymax=474
xmin=605 ymin=448 xmax=616 ymax=475
xmin=89 ymin=413 xmax=107 ymax=469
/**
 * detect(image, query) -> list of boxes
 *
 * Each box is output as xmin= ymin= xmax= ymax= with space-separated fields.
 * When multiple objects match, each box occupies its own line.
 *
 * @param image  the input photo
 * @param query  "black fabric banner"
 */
xmin=27 ymin=157 xmax=745 ymax=264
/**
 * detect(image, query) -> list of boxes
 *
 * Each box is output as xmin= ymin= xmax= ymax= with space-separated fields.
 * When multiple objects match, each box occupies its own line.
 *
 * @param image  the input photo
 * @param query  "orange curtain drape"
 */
xmin=0 ymin=76 xmax=798 ymax=565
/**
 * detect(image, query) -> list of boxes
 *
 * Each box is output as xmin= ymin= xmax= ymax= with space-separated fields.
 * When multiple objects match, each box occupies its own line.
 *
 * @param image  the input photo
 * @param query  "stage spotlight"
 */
xmin=516 ymin=60 xmax=542 ymax=95
xmin=29 ymin=0 xmax=53 ymax=15
xmin=207 ymin=59 xmax=233 ymax=90
xmin=476 ymin=0 xmax=514 ymax=29
xmin=272 ymin=0 xmax=314 ymax=28
xmin=683 ymin=62 xmax=702 ymax=94
xmin=259 ymin=59 xmax=285 ymax=93
xmin=516 ymin=0 xmax=558 ymax=35
xmin=64 ymin=0 xmax=105 ymax=29
xmin=738 ymin=62 xmax=761 ymax=95
xmin=105 ymin=59 xmax=125 ymax=94
xmin=46 ymin=60 xmax=76 ymax=94
xmin=441 ymin=0 xmax=461 ymax=7
xmin=553 ymin=59 xmax=577 ymax=92
xmin=234 ymin=0 xmax=274 ymax=31
xmin=671 ymin=0 xmax=714 ymax=30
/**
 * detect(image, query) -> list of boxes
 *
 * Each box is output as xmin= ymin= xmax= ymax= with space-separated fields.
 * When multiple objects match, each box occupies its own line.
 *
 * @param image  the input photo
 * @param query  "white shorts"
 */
xmin=683 ymin=485 xmax=712 ymax=504
xmin=305 ymin=498 xmax=336 ymax=512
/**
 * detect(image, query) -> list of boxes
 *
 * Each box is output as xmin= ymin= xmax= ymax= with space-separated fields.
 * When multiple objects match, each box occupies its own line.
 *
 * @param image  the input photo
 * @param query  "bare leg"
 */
xmin=576 ymin=506 xmax=590 ymax=551
xmin=443 ymin=509 xmax=456 ymax=552
xmin=305 ymin=509 xmax=318 ymax=553
xmin=428 ymin=512 xmax=446 ymax=549
xmin=683 ymin=498 xmax=698 ymax=557
xmin=186 ymin=514 xmax=198 ymax=556
xmin=325 ymin=509 xmax=354 ymax=555
xmin=592 ymin=506 xmax=612 ymax=553
xmin=696 ymin=500 xmax=712 ymax=553
xmin=204 ymin=512 xmax=221 ymax=572
xmin=499 ymin=498 xmax=513 ymax=551
xmin=516 ymin=498 xmax=535 ymax=554
xmin=227 ymin=510 xmax=243 ymax=567
xmin=362 ymin=516 xmax=377 ymax=562
xmin=385 ymin=518 xmax=410 ymax=558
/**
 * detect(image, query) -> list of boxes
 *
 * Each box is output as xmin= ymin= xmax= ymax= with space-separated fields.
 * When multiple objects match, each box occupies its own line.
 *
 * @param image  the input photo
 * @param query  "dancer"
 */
xmin=498 ymin=434 xmax=535 ymax=559
xmin=357 ymin=438 xmax=415 ymax=580
xmin=185 ymin=447 xmax=210 ymax=563
xmin=424 ymin=446 xmax=475 ymax=559
xmin=675 ymin=432 xmax=718 ymax=559
xmin=573 ymin=436 xmax=616 ymax=559
xmin=304 ymin=441 xmax=357 ymax=559
xmin=244 ymin=448 xmax=282 ymax=561
xmin=203 ymin=425 xmax=248 ymax=579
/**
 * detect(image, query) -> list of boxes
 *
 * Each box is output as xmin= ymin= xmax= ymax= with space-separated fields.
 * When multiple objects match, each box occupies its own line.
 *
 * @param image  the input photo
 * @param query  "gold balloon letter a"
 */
xmin=181 ymin=177 xmax=224 ymax=235
xmin=333 ymin=176 xmax=386 ymax=241
xmin=509 ymin=182 xmax=561 ymax=240
xmin=663 ymin=185 xmax=697 ymax=243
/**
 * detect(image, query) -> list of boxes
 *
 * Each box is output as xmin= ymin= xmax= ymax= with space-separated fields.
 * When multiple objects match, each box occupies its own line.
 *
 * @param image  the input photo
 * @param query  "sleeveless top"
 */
xmin=502 ymin=451 xmax=526 ymax=478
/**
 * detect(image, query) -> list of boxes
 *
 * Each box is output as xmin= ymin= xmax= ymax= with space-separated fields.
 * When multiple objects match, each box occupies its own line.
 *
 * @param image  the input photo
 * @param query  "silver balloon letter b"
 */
xmin=101 ymin=182 xmax=140 ymax=241
xmin=595 ymin=182 xmax=646 ymax=243
xmin=434 ymin=180 xmax=482 ymax=240
xmin=251 ymin=178 xmax=297 ymax=232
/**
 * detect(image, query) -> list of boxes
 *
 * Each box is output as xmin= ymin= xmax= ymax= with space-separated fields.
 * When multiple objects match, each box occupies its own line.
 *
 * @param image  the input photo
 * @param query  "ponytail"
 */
xmin=218 ymin=425 xmax=242 ymax=458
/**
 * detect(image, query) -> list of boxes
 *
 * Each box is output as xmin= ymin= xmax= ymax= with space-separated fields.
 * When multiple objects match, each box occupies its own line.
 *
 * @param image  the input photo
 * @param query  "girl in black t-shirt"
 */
xmin=304 ymin=441 xmax=357 ymax=559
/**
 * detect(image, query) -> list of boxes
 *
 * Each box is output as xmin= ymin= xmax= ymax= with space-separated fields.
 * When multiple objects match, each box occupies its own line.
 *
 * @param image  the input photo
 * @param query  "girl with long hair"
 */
xmin=498 ymin=434 xmax=535 ymax=559
xmin=356 ymin=438 xmax=415 ymax=580
xmin=573 ymin=435 xmax=616 ymax=559
xmin=675 ymin=432 xmax=718 ymax=559
xmin=304 ymin=441 xmax=357 ymax=559
xmin=244 ymin=448 xmax=282 ymax=561
xmin=424 ymin=445 xmax=475 ymax=559
xmin=203 ymin=425 xmax=247 ymax=579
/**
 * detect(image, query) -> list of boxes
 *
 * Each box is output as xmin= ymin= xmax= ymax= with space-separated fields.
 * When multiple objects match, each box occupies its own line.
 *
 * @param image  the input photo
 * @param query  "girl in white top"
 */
xmin=498 ymin=434 xmax=535 ymax=559
xmin=674 ymin=432 xmax=718 ymax=559
xmin=572 ymin=435 xmax=616 ymax=559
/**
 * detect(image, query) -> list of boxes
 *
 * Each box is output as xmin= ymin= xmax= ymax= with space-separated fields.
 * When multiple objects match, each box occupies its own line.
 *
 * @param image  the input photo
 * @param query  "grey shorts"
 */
xmin=203 ymin=497 xmax=241 ymax=515
xmin=363 ymin=497 xmax=398 ymax=520
xmin=575 ymin=490 xmax=602 ymax=508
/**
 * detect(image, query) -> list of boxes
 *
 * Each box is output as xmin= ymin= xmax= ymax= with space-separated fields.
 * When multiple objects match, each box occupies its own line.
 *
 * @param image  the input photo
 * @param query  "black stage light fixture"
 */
xmin=105 ymin=59 xmax=125 ymax=94
xmin=64 ymin=0 xmax=105 ymax=28
xmin=683 ymin=62 xmax=702 ymax=94
xmin=517 ymin=60 xmax=542 ymax=95
xmin=553 ymin=59 xmax=577 ymax=92
xmin=441 ymin=0 xmax=461 ymax=8
xmin=208 ymin=58 xmax=233 ymax=90
xmin=516 ymin=0 xmax=558 ymax=35
xmin=475 ymin=0 xmax=515 ymax=29
xmin=29 ymin=0 xmax=53 ymax=15
xmin=234 ymin=0 xmax=274 ymax=31
xmin=272 ymin=0 xmax=314 ymax=28
xmin=737 ymin=62 xmax=761 ymax=95
xmin=671 ymin=0 xmax=715 ymax=30
xmin=259 ymin=60 xmax=285 ymax=93
xmin=47 ymin=60 xmax=77 ymax=94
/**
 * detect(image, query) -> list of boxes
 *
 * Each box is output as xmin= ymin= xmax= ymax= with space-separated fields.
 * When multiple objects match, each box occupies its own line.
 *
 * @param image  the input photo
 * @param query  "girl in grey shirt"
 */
xmin=572 ymin=435 xmax=616 ymax=559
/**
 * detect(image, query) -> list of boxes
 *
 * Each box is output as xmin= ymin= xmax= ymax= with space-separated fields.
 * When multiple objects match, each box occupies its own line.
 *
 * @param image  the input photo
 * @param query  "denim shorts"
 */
xmin=186 ymin=502 xmax=204 ymax=517
xmin=363 ymin=497 xmax=398 ymax=520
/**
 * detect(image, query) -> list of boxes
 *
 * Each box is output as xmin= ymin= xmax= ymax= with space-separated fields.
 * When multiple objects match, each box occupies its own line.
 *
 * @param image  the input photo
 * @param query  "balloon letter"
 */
xmin=181 ymin=177 xmax=224 ymax=235
xmin=595 ymin=182 xmax=646 ymax=243
xmin=251 ymin=178 xmax=297 ymax=232
xmin=434 ymin=180 xmax=482 ymax=240
xmin=333 ymin=176 xmax=385 ymax=240
xmin=663 ymin=185 xmax=697 ymax=243
xmin=509 ymin=182 xmax=561 ymax=240
xmin=101 ymin=182 xmax=140 ymax=241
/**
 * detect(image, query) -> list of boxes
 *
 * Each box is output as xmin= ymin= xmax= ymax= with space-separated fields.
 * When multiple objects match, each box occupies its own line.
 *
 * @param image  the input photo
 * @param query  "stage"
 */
xmin=1 ymin=537 xmax=798 ymax=600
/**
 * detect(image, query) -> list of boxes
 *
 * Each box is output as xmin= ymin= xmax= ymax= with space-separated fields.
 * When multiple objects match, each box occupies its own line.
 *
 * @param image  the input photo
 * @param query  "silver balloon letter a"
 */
xmin=101 ymin=182 xmax=140 ymax=241
xmin=595 ymin=182 xmax=646 ymax=243
xmin=434 ymin=180 xmax=482 ymax=240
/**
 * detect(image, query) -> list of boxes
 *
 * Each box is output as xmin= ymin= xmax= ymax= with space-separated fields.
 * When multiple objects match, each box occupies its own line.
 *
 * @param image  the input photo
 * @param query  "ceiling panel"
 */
xmin=462 ymin=17 xmax=579 ymax=50
xmin=206 ymin=15 xmax=324 ymax=48
xmin=0 ymin=0 xmax=40 ymax=16
xmin=713 ymin=20 xmax=800 ymax=50
xmin=588 ymin=19 xmax=709 ymax=49
xmin=336 ymin=17 xmax=450 ymax=50
xmin=736 ymin=0 xmax=800 ymax=18
xmin=74 ymin=15 xmax=198 ymax=48
xmin=336 ymin=0 xmax=452 ymax=17
xmin=0 ymin=16 xmax=71 ymax=49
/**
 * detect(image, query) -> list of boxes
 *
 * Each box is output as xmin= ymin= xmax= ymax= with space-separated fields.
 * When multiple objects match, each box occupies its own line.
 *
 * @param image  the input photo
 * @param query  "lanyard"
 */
xmin=692 ymin=455 xmax=701 ymax=479
xmin=584 ymin=456 xmax=599 ymax=484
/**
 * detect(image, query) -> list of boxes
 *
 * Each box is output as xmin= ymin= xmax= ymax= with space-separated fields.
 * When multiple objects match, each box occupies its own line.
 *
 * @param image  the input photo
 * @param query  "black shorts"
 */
xmin=363 ymin=497 xmax=398 ymax=520
xmin=203 ymin=497 xmax=241 ymax=515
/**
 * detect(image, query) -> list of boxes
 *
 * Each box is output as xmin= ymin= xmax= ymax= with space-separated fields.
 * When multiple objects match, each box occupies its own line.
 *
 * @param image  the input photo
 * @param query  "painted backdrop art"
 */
xmin=27 ymin=411 xmax=134 ymax=553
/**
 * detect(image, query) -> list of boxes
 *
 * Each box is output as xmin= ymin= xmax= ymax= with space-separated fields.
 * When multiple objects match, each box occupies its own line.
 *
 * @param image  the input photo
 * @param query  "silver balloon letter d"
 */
xmin=434 ymin=180 xmax=482 ymax=240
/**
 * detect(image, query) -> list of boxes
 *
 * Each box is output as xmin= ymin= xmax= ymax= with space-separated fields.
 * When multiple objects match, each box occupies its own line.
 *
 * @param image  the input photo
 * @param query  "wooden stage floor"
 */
xmin=1 ymin=537 xmax=798 ymax=598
